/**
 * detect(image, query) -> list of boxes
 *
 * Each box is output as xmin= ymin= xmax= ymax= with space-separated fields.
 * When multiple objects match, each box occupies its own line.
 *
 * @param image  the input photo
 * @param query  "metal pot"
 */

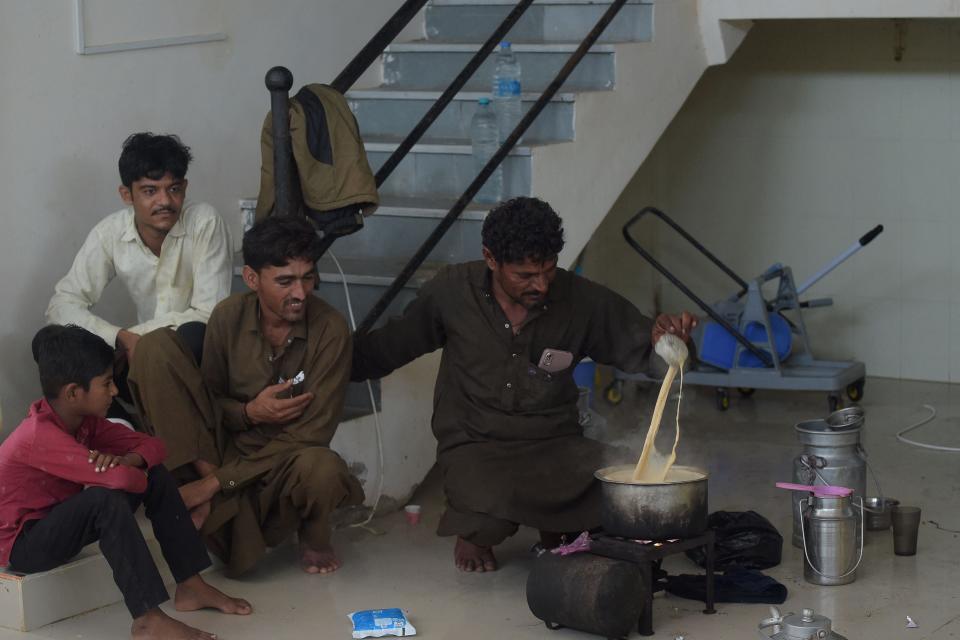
xmin=864 ymin=496 xmax=899 ymax=530
xmin=758 ymin=607 xmax=848 ymax=640
xmin=595 ymin=465 xmax=708 ymax=539
xmin=826 ymin=406 xmax=864 ymax=430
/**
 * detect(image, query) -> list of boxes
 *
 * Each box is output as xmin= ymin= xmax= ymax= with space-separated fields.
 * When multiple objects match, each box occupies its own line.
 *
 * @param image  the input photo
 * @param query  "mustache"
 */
xmin=152 ymin=207 xmax=176 ymax=215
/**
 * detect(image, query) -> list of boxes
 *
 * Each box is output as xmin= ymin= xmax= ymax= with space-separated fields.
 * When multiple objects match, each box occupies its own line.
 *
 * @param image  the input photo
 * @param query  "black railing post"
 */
xmin=266 ymin=66 xmax=295 ymax=217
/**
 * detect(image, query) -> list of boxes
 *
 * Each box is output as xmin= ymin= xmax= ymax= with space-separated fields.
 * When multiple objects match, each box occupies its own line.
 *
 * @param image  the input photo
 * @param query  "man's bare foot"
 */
xmin=174 ymin=575 xmax=252 ymax=615
xmin=299 ymin=542 xmax=342 ymax=574
xmin=131 ymin=608 xmax=217 ymax=640
xmin=454 ymin=537 xmax=498 ymax=572
xmin=190 ymin=501 xmax=212 ymax=530
xmin=179 ymin=475 xmax=220 ymax=510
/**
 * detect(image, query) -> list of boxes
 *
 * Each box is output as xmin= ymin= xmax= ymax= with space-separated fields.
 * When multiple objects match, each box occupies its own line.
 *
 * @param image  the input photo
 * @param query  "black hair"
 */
xmin=242 ymin=216 xmax=324 ymax=272
xmin=118 ymin=132 xmax=193 ymax=188
xmin=31 ymin=325 xmax=114 ymax=399
xmin=481 ymin=197 xmax=565 ymax=264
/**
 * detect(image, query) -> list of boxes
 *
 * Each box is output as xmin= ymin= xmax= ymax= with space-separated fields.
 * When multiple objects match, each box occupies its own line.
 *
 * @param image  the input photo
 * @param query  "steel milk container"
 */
xmin=800 ymin=493 xmax=862 ymax=586
xmin=791 ymin=407 xmax=866 ymax=547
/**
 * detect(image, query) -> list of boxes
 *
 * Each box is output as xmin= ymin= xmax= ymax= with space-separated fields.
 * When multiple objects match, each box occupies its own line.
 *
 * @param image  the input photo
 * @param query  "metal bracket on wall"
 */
xmin=893 ymin=19 xmax=907 ymax=62
xmin=73 ymin=0 xmax=226 ymax=55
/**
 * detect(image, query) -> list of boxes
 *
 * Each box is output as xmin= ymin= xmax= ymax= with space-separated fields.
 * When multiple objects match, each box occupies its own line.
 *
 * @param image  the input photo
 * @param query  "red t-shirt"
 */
xmin=0 ymin=398 xmax=166 ymax=566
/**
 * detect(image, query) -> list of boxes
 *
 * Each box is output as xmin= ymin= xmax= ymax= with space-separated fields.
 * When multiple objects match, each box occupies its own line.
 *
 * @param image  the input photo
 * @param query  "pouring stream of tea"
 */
xmin=632 ymin=333 xmax=688 ymax=483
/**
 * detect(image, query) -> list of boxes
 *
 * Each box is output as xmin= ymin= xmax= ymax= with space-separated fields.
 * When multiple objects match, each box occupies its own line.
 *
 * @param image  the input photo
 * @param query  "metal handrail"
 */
xmin=331 ymin=0 xmax=430 ymax=94
xmin=358 ymin=0 xmax=630 ymax=333
xmin=374 ymin=0 xmax=537 ymax=187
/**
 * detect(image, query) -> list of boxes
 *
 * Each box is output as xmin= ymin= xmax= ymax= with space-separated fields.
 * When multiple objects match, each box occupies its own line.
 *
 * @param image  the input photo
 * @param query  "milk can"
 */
xmin=791 ymin=408 xmax=866 ymax=547
xmin=799 ymin=493 xmax=863 ymax=586
xmin=758 ymin=606 xmax=849 ymax=640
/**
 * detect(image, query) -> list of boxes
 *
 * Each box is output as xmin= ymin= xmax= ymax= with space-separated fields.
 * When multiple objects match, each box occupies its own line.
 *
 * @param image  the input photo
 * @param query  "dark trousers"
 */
xmin=8 ymin=465 xmax=211 ymax=618
xmin=110 ymin=322 xmax=206 ymax=421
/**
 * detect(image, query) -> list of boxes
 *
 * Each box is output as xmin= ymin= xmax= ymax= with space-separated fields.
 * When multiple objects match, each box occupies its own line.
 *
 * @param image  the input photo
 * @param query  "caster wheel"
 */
xmin=737 ymin=387 xmax=756 ymax=397
xmin=605 ymin=381 xmax=624 ymax=406
xmin=846 ymin=379 xmax=865 ymax=402
xmin=828 ymin=395 xmax=841 ymax=412
xmin=716 ymin=389 xmax=730 ymax=411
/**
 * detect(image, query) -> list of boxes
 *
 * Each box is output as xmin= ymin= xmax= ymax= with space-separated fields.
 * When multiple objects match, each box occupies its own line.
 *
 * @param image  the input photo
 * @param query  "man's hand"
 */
xmin=115 ymin=329 xmax=141 ymax=360
xmin=88 ymin=450 xmax=144 ymax=473
xmin=652 ymin=311 xmax=698 ymax=344
xmin=245 ymin=380 xmax=315 ymax=425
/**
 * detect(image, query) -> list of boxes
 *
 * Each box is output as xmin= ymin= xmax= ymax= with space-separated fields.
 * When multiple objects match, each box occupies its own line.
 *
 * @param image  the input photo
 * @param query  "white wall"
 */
xmin=0 ymin=1 xmax=420 ymax=424
xmin=583 ymin=18 xmax=960 ymax=382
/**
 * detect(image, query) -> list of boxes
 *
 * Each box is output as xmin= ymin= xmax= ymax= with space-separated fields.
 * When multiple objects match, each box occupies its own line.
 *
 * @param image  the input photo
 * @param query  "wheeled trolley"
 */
xmin=606 ymin=207 xmax=881 ymax=412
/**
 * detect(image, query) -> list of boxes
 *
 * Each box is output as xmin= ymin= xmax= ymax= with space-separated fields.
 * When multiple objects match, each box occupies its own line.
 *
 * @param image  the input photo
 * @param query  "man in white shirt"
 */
xmin=46 ymin=133 xmax=232 ymax=415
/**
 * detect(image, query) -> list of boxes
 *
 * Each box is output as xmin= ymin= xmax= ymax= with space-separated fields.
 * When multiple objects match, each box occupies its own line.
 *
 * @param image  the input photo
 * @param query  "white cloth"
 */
xmin=46 ymin=201 xmax=233 ymax=346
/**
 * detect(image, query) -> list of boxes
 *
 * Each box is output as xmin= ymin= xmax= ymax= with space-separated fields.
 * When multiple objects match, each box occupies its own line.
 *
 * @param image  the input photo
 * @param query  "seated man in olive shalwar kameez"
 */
xmin=352 ymin=197 xmax=695 ymax=572
xmin=127 ymin=216 xmax=364 ymax=577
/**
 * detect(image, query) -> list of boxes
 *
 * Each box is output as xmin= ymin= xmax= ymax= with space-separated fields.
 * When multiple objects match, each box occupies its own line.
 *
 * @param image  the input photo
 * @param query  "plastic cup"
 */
xmin=891 ymin=506 xmax=921 ymax=556
xmin=404 ymin=504 xmax=422 ymax=525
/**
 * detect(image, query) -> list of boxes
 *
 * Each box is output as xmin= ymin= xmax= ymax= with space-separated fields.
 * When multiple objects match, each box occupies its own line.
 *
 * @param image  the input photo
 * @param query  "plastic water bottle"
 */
xmin=492 ymin=42 xmax=522 ymax=143
xmin=470 ymin=98 xmax=503 ymax=204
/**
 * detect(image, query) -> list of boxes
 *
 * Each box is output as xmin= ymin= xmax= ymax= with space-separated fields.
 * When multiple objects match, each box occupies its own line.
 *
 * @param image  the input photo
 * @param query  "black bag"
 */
xmin=686 ymin=511 xmax=783 ymax=570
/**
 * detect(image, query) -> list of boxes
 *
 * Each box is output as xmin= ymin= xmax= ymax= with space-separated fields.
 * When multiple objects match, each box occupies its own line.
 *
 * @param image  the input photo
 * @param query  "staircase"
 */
xmin=319 ymin=0 xmax=721 ymax=509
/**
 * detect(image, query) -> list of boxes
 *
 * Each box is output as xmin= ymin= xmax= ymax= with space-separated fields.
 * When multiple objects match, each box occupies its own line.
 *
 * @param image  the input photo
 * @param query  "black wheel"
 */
xmin=604 ymin=380 xmax=624 ymax=406
xmin=737 ymin=387 xmax=756 ymax=397
xmin=846 ymin=379 xmax=865 ymax=402
xmin=716 ymin=388 xmax=730 ymax=411
xmin=828 ymin=394 xmax=841 ymax=412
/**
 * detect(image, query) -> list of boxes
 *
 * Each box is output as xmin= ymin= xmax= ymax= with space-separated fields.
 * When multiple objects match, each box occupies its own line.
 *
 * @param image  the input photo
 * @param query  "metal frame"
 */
xmin=73 ymin=0 xmax=226 ymax=55
xmin=261 ymin=0 xmax=631 ymax=332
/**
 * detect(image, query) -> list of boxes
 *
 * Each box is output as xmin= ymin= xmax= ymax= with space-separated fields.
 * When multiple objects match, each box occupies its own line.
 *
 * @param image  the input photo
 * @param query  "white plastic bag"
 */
xmin=348 ymin=608 xmax=417 ymax=638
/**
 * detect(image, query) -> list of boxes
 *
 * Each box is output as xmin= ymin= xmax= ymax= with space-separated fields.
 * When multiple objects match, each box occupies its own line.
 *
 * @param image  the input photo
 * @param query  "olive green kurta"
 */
xmin=129 ymin=291 xmax=364 ymax=576
xmin=352 ymin=262 xmax=653 ymax=541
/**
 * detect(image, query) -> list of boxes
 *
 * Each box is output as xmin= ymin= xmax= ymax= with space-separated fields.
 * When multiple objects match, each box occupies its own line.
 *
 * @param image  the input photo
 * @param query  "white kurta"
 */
xmin=45 ymin=201 xmax=233 ymax=345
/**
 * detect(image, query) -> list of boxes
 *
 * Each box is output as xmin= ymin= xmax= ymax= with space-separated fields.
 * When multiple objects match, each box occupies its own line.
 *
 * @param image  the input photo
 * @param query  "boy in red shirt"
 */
xmin=0 ymin=325 xmax=251 ymax=639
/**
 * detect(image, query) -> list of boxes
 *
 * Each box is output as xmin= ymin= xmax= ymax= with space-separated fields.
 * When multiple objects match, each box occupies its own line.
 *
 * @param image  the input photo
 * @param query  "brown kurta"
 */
xmin=129 ymin=291 xmax=364 ymax=576
xmin=353 ymin=262 xmax=653 ymax=542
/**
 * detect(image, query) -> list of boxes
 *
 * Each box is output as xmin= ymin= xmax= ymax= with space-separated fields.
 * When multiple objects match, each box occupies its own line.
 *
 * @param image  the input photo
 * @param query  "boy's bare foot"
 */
xmin=454 ymin=537 xmax=498 ymax=572
xmin=131 ymin=608 xmax=217 ymax=639
xmin=299 ymin=542 xmax=342 ymax=574
xmin=190 ymin=501 xmax=211 ymax=530
xmin=174 ymin=575 xmax=252 ymax=615
xmin=179 ymin=475 xmax=220 ymax=510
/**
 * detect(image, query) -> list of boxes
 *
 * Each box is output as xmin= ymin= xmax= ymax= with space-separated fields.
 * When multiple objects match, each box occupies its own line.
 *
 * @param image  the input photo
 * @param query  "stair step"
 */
xmin=426 ymin=1 xmax=652 ymax=43
xmin=348 ymin=90 xmax=575 ymax=143
xmin=314 ymin=257 xmax=448 ymax=335
xmin=318 ymin=256 xmax=446 ymax=288
xmin=332 ymin=198 xmax=484 ymax=264
xmin=382 ymin=42 xmax=616 ymax=92
xmin=366 ymin=140 xmax=531 ymax=200
xmin=0 ymin=517 xmax=173 ymax=631
xmin=374 ymin=195 xmax=490 ymax=220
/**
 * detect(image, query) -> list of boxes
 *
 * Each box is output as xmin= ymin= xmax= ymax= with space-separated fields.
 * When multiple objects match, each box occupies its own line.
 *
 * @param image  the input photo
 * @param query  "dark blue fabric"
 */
xmin=665 ymin=567 xmax=788 ymax=604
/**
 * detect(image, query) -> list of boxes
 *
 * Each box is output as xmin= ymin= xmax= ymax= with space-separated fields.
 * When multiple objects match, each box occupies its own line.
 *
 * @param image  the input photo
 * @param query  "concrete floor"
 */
xmin=4 ymin=376 xmax=959 ymax=639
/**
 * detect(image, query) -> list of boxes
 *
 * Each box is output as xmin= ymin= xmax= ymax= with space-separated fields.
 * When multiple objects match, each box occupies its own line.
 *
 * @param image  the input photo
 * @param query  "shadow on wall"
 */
xmin=0 ymin=156 xmax=137 ymax=431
